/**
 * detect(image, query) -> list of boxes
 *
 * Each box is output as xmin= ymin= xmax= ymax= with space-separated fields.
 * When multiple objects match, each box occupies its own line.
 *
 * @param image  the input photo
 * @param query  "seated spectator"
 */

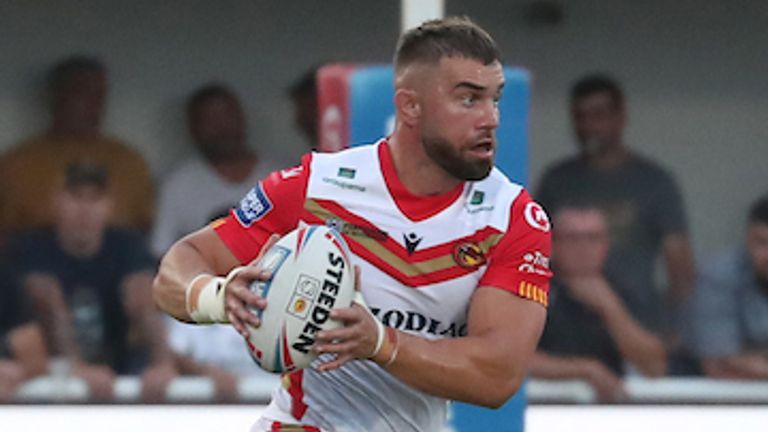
xmin=142 ymin=321 xmax=279 ymax=403
xmin=682 ymin=194 xmax=768 ymax=379
xmin=11 ymin=163 xmax=169 ymax=401
xmin=287 ymin=66 xmax=319 ymax=150
xmin=150 ymin=83 xmax=281 ymax=257
xmin=0 ymin=55 xmax=154 ymax=236
xmin=535 ymin=74 xmax=695 ymax=339
xmin=0 ymin=263 xmax=48 ymax=401
xmin=530 ymin=204 xmax=667 ymax=402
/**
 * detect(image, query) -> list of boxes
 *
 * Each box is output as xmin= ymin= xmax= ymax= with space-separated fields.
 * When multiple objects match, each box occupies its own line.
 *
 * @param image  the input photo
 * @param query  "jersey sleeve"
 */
xmin=479 ymin=188 xmax=553 ymax=307
xmin=212 ymin=154 xmax=312 ymax=264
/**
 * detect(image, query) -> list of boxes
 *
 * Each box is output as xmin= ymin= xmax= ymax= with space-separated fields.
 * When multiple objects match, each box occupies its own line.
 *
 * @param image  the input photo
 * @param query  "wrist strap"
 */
xmin=186 ymin=267 xmax=247 ymax=323
xmin=353 ymin=291 xmax=386 ymax=358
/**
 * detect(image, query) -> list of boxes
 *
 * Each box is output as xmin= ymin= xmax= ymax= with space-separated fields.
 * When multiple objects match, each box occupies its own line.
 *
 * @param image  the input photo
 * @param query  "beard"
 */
xmin=422 ymin=135 xmax=494 ymax=181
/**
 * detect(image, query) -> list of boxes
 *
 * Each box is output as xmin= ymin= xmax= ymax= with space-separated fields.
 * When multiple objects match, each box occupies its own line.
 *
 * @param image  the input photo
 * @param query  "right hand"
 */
xmin=70 ymin=361 xmax=115 ymax=401
xmin=225 ymin=234 xmax=280 ymax=337
xmin=0 ymin=360 xmax=24 ymax=402
xmin=582 ymin=359 xmax=627 ymax=403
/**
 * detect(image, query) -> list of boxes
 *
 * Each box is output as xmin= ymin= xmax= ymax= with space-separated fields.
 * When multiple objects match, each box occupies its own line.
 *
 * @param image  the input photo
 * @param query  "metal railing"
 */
xmin=13 ymin=375 xmax=768 ymax=405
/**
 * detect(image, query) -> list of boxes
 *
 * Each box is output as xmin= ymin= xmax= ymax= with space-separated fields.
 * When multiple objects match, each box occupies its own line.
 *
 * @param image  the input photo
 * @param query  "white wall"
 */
xmin=0 ymin=0 xmax=766 ymax=257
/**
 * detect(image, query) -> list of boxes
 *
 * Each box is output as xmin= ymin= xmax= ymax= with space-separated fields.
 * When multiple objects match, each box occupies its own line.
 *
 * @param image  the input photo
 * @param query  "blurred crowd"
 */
xmin=0 ymin=54 xmax=765 ymax=403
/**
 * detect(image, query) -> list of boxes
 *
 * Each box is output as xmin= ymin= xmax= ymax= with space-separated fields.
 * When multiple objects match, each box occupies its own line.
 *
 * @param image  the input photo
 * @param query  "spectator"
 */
xmin=150 ymin=83 xmax=281 ymax=257
xmin=535 ymin=73 xmax=695 ymax=337
xmin=11 ymin=163 xmax=169 ymax=401
xmin=142 ymin=321 xmax=280 ymax=403
xmin=682 ymin=194 xmax=768 ymax=379
xmin=287 ymin=67 xmax=318 ymax=149
xmin=0 ymin=55 xmax=154 ymax=236
xmin=530 ymin=204 xmax=667 ymax=402
xmin=0 ymin=263 xmax=48 ymax=402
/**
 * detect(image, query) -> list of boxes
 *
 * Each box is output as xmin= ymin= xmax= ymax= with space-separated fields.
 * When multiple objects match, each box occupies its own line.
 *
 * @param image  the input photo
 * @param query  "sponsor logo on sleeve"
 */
xmin=518 ymin=250 xmax=551 ymax=276
xmin=234 ymin=182 xmax=273 ymax=227
xmin=524 ymin=202 xmax=551 ymax=232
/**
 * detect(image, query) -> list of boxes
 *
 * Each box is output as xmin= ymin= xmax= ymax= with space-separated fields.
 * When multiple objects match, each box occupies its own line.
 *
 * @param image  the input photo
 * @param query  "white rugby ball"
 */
xmin=244 ymin=224 xmax=356 ymax=373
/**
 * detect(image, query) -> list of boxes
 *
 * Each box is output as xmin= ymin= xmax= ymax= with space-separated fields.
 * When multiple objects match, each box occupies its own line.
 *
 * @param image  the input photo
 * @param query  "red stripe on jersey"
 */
xmin=310 ymin=199 xmax=505 ymax=262
xmin=287 ymin=370 xmax=308 ymax=420
xmin=378 ymin=141 xmax=465 ymax=222
xmin=304 ymin=199 xmax=506 ymax=287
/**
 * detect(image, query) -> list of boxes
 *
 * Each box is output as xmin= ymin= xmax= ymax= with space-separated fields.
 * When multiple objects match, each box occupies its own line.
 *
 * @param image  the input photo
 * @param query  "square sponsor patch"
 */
xmin=235 ymin=182 xmax=272 ymax=227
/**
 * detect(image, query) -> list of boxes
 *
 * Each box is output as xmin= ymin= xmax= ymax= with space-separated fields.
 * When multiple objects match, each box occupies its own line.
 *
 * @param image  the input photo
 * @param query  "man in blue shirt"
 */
xmin=683 ymin=194 xmax=768 ymax=378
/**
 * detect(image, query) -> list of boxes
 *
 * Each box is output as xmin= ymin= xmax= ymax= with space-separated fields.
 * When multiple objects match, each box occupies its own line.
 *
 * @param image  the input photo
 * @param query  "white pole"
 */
xmin=401 ymin=0 xmax=445 ymax=33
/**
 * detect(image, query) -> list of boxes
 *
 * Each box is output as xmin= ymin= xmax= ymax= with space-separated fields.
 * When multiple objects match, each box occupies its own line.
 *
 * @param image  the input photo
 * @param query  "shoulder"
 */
xmin=160 ymin=157 xmax=207 ymax=189
xmin=99 ymin=135 xmax=150 ymax=164
xmin=700 ymin=246 xmax=748 ymax=283
xmin=309 ymin=143 xmax=378 ymax=168
xmin=1 ymin=136 xmax=49 ymax=163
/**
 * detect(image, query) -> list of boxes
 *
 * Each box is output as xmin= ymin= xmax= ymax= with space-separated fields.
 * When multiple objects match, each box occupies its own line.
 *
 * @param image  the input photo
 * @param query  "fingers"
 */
xmin=249 ymin=234 xmax=281 ymax=266
xmin=312 ymin=304 xmax=381 ymax=372
xmin=225 ymin=267 xmax=271 ymax=336
xmin=316 ymin=353 xmax=355 ymax=373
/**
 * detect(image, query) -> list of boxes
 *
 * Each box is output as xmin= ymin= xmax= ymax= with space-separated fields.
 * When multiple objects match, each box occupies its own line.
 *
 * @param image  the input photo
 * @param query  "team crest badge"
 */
xmin=453 ymin=242 xmax=487 ymax=269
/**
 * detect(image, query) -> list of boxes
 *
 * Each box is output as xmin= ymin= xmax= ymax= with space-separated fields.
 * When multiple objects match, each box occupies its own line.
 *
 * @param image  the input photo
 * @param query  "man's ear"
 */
xmin=394 ymin=88 xmax=420 ymax=127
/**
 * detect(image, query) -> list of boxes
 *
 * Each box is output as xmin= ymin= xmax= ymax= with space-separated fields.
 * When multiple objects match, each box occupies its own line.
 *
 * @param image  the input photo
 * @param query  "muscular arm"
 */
xmin=321 ymin=287 xmax=546 ymax=408
xmin=152 ymin=226 xmax=242 ymax=321
xmin=663 ymin=233 xmax=696 ymax=306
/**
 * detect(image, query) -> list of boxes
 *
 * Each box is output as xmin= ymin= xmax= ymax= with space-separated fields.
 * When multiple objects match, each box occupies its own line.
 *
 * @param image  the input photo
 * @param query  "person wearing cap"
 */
xmin=0 ymin=55 xmax=154 ymax=237
xmin=8 ymin=163 xmax=170 ymax=401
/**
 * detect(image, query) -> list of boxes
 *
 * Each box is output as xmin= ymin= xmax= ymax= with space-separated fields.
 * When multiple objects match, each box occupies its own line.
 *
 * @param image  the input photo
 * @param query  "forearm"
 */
xmin=599 ymin=298 xmax=667 ymax=376
xmin=153 ymin=230 xmax=235 ymax=321
xmin=664 ymin=234 xmax=696 ymax=305
xmin=377 ymin=332 xmax=526 ymax=407
xmin=703 ymin=354 xmax=768 ymax=379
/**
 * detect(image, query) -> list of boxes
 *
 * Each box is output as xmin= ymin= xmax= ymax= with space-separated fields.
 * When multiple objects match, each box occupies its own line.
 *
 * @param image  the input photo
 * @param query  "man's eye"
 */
xmin=461 ymin=95 xmax=476 ymax=106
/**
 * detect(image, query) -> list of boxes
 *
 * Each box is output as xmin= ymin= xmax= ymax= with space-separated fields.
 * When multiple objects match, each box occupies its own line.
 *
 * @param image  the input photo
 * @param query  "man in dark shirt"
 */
xmin=536 ymin=74 xmax=695 ymax=335
xmin=531 ymin=204 xmax=667 ymax=402
xmin=12 ymin=163 xmax=169 ymax=400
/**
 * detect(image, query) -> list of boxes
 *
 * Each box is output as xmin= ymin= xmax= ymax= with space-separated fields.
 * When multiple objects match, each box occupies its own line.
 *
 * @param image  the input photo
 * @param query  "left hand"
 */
xmin=312 ymin=267 xmax=380 ymax=372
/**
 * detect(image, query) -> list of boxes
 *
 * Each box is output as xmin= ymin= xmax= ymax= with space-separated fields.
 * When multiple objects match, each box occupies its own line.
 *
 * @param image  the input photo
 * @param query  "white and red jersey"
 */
xmin=214 ymin=140 xmax=552 ymax=432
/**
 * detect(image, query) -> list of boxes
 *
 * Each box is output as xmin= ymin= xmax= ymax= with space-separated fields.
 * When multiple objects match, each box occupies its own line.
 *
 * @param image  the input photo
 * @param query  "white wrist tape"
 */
xmin=186 ymin=267 xmax=247 ymax=323
xmin=354 ymin=291 xmax=386 ymax=358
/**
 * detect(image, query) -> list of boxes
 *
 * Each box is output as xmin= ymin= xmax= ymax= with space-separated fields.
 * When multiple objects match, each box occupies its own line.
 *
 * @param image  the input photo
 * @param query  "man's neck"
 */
xmin=210 ymin=152 xmax=258 ymax=184
xmin=583 ymin=143 xmax=631 ymax=171
xmin=387 ymin=130 xmax=462 ymax=196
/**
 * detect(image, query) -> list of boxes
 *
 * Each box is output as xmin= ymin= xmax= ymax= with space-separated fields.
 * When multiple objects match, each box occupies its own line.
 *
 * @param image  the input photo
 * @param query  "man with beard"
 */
xmin=536 ymin=75 xmax=695 ymax=352
xmin=153 ymin=16 xmax=551 ymax=431
xmin=151 ymin=84 xmax=281 ymax=257
xmin=682 ymin=194 xmax=768 ymax=379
